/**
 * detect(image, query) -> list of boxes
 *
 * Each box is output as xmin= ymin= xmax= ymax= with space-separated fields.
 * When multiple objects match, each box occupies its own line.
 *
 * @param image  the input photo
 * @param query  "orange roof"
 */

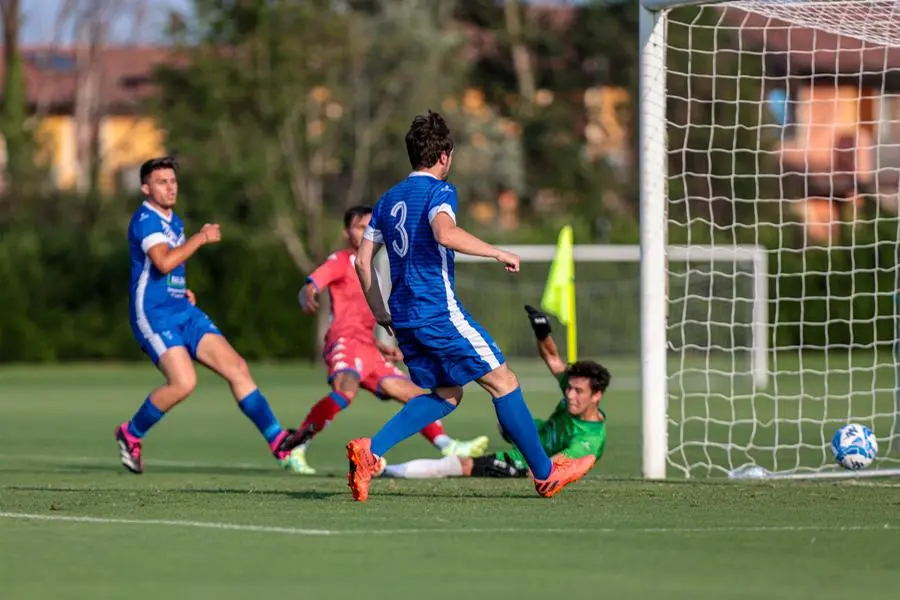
xmin=0 ymin=45 xmax=184 ymax=114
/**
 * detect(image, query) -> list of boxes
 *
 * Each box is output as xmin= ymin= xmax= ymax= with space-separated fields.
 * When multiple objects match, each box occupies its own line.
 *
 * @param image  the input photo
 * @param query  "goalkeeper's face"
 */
xmin=565 ymin=376 xmax=602 ymax=418
xmin=345 ymin=213 xmax=372 ymax=250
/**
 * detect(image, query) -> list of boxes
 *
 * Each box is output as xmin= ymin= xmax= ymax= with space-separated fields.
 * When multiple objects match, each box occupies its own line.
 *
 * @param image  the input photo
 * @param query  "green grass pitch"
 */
xmin=1 ymin=360 xmax=898 ymax=599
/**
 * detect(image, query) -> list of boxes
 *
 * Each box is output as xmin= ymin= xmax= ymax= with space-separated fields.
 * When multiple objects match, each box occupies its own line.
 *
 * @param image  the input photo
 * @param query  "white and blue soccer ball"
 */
xmin=831 ymin=423 xmax=878 ymax=470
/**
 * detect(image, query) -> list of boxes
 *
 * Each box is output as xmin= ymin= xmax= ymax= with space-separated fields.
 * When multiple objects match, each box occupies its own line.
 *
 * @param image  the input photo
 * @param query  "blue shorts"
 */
xmin=131 ymin=305 xmax=221 ymax=364
xmin=394 ymin=314 xmax=505 ymax=390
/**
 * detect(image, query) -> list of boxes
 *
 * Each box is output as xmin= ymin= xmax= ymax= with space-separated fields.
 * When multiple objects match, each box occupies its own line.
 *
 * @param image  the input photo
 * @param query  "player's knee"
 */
xmin=435 ymin=386 xmax=463 ymax=406
xmin=332 ymin=373 xmax=360 ymax=400
xmin=169 ymin=371 xmax=197 ymax=400
xmin=480 ymin=365 xmax=519 ymax=398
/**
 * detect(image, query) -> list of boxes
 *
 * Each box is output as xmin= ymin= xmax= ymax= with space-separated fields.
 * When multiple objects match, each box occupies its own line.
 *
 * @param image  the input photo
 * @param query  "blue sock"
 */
xmin=493 ymin=387 xmax=552 ymax=480
xmin=371 ymin=393 xmax=457 ymax=457
xmin=238 ymin=389 xmax=283 ymax=444
xmin=127 ymin=396 xmax=165 ymax=439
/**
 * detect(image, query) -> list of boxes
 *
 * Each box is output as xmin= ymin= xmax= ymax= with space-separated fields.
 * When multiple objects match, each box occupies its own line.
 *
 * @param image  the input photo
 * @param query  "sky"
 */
xmin=17 ymin=0 xmax=601 ymax=46
xmin=19 ymin=0 xmax=193 ymax=45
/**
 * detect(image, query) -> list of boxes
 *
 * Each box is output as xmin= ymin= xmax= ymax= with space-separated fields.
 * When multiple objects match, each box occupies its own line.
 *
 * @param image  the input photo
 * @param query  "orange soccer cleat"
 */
xmin=346 ymin=438 xmax=385 ymax=502
xmin=533 ymin=454 xmax=596 ymax=498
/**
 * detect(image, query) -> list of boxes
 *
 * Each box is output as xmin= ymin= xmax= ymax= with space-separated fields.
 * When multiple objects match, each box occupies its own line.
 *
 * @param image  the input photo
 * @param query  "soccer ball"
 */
xmin=831 ymin=423 xmax=878 ymax=470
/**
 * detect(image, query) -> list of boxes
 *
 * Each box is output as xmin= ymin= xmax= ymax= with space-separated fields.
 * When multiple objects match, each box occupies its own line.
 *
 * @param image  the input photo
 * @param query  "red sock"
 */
xmin=299 ymin=391 xmax=350 ymax=441
xmin=420 ymin=420 xmax=448 ymax=446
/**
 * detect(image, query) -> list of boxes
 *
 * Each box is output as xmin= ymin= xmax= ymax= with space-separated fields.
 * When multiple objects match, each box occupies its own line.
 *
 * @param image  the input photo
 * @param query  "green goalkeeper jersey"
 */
xmin=496 ymin=373 xmax=607 ymax=470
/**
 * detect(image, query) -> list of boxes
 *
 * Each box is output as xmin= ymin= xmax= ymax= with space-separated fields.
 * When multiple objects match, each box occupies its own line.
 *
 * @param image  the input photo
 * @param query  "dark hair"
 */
xmin=140 ymin=156 xmax=178 ymax=184
xmin=344 ymin=205 xmax=373 ymax=229
xmin=405 ymin=110 xmax=454 ymax=170
xmin=567 ymin=361 xmax=611 ymax=394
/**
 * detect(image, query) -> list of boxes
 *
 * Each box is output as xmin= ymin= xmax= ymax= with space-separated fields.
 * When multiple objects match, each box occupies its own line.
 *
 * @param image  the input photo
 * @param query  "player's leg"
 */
xmin=377 ymin=375 xmax=489 ymax=458
xmin=115 ymin=335 xmax=197 ymax=474
xmin=285 ymin=371 xmax=361 ymax=474
xmin=381 ymin=455 xmax=469 ymax=479
xmin=381 ymin=453 xmax=528 ymax=479
xmin=476 ymin=347 xmax=594 ymax=497
xmin=476 ymin=363 xmax=552 ymax=480
xmin=190 ymin=313 xmax=290 ymax=462
xmin=346 ymin=328 xmax=462 ymax=501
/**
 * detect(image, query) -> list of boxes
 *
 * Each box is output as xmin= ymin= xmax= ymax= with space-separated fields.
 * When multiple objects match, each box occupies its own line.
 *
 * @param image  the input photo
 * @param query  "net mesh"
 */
xmin=663 ymin=0 xmax=900 ymax=476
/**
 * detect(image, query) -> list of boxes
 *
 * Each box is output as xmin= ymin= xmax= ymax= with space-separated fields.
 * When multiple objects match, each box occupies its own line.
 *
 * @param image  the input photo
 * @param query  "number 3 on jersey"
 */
xmin=390 ymin=201 xmax=409 ymax=257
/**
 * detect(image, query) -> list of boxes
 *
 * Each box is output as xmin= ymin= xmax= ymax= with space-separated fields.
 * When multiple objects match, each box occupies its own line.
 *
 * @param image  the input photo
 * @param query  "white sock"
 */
xmin=382 ymin=456 xmax=464 ymax=479
xmin=432 ymin=434 xmax=453 ymax=451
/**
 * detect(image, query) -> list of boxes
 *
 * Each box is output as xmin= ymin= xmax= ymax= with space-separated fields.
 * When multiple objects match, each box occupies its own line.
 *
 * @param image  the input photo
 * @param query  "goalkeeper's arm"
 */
xmin=524 ymin=305 xmax=567 ymax=377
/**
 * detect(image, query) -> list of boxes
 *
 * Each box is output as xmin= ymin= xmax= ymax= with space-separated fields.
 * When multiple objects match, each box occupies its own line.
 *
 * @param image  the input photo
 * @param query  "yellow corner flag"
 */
xmin=540 ymin=225 xmax=577 ymax=363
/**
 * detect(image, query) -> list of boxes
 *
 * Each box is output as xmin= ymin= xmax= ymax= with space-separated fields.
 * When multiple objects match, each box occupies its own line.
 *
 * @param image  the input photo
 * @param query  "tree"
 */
xmin=0 ymin=0 xmax=29 ymax=196
xmin=154 ymin=0 xmax=468 ymax=344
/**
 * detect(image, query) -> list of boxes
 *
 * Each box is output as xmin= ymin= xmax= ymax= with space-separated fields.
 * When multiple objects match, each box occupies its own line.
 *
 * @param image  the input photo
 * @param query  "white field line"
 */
xmin=0 ymin=512 xmax=895 ymax=537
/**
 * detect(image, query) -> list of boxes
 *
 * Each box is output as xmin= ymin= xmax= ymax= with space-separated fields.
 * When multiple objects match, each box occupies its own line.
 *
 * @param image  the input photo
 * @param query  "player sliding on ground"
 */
xmin=382 ymin=305 xmax=608 ymax=480
xmin=350 ymin=110 xmax=595 ymax=501
xmin=115 ymin=157 xmax=299 ymax=474
xmin=278 ymin=205 xmax=489 ymax=474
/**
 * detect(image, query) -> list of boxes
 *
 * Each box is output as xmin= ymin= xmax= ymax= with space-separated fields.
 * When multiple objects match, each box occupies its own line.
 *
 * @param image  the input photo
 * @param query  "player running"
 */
xmin=280 ymin=205 xmax=489 ymax=474
xmin=349 ymin=110 xmax=596 ymax=501
xmin=382 ymin=306 xmax=608 ymax=480
xmin=115 ymin=156 xmax=299 ymax=474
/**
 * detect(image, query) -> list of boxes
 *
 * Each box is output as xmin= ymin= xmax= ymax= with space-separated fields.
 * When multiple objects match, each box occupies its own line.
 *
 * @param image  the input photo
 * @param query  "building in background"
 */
xmin=0 ymin=45 xmax=175 ymax=194
xmin=725 ymin=7 xmax=900 ymax=243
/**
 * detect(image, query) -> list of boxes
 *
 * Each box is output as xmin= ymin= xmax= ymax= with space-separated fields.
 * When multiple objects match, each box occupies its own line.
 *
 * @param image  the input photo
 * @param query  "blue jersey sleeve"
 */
xmin=364 ymin=202 xmax=384 ymax=244
xmin=427 ymin=183 xmax=458 ymax=225
xmin=135 ymin=212 xmax=168 ymax=255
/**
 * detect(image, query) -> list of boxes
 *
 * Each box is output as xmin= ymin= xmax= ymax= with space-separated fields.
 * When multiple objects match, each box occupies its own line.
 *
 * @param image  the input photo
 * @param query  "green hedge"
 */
xmin=1 ymin=207 xmax=898 ymax=362
xmin=0 ymin=226 xmax=315 ymax=362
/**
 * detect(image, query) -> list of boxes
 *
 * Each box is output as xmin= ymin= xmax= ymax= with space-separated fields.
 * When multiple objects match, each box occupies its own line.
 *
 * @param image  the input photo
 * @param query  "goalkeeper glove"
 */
xmin=524 ymin=305 xmax=552 ymax=340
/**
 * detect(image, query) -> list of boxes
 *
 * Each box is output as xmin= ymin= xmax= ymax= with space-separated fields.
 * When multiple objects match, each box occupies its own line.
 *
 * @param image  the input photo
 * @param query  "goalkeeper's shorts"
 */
xmin=470 ymin=453 xmax=528 ymax=478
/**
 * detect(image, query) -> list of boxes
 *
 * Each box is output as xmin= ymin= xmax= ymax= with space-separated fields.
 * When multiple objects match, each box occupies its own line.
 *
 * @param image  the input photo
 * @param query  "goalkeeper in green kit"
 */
xmin=381 ymin=305 xmax=608 ymax=480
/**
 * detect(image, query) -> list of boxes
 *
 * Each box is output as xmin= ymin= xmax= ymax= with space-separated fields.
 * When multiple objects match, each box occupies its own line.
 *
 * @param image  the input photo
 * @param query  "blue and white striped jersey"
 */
xmin=127 ymin=201 xmax=191 ymax=329
xmin=365 ymin=172 xmax=462 ymax=329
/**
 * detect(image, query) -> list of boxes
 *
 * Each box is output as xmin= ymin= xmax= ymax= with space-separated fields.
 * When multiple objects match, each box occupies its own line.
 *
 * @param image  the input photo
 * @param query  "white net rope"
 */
xmin=665 ymin=0 xmax=900 ymax=476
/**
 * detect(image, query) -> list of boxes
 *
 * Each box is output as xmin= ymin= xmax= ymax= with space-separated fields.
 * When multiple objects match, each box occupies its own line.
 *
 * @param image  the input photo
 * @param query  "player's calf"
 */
xmin=197 ymin=334 xmax=289 ymax=460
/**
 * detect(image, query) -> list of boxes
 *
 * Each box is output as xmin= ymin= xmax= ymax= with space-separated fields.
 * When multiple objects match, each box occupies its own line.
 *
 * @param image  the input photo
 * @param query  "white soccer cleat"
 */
xmin=441 ymin=435 xmax=490 ymax=459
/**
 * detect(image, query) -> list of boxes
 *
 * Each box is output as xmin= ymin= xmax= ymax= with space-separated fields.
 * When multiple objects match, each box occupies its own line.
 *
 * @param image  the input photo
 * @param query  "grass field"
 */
xmin=1 ymin=360 xmax=899 ymax=599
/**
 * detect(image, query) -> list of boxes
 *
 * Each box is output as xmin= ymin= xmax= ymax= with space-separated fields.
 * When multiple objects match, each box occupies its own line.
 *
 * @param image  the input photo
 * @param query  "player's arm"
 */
xmin=431 ymin=213 xmax=520 ymax=273
xmin=145 ymin=224 xmax=220 ymax=275
xmin=300 ymin=254 xmax=345 ymax=314
xmin=355 ymin=235 xmax=393 ymax=333
xmin=524 ymin=305 xmax=567 ymax=377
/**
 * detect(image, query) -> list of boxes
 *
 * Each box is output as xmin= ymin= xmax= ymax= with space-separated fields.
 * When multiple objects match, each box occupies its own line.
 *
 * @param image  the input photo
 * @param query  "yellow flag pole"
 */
xmin=566 ymin=276 xmax=577 ymax=364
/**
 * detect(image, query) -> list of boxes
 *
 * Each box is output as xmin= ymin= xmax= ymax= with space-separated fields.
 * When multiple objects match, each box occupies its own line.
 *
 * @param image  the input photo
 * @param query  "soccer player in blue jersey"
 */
xmin=348 ymin=111 xmax=595 ymax=501
xmin=115 ymin=157 xmax=298 ymax=474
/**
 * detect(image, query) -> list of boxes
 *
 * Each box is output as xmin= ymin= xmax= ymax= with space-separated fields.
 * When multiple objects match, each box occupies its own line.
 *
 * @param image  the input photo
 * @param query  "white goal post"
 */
xmin=640 ymin=0 xmax=900 ymax=480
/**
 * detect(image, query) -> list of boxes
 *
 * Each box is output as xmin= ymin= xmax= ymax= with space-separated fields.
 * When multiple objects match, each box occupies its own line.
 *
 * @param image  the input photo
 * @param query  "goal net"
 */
xmin=453 ymin=245 xmax=767 ymax=384
xmin=642 ymin=0 xmax=900 ymax=478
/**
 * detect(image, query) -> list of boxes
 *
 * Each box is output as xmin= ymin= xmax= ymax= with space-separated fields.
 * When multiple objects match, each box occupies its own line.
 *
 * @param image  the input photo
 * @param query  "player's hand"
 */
xmin=377 ymin=317 xmax=395 ymax=337
xmin=378 ymin=343 xmax=403 ymax=363
xmin=524 ymin=305 xmax=551 ymax=340
xmin=299 ymin=284 xmax=318 ymax=314
xmin=494 ymin=249 xmax=520 ymax=273
xmin=186 ymin=289 xmax=197 ymax=306
xmin=199 ymin=223 xmax=221 ymax=244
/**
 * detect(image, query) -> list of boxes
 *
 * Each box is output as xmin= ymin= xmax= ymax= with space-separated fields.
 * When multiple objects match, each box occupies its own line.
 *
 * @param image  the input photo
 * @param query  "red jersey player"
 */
xmin=281 ymin=206 xmax=489 ymax=474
